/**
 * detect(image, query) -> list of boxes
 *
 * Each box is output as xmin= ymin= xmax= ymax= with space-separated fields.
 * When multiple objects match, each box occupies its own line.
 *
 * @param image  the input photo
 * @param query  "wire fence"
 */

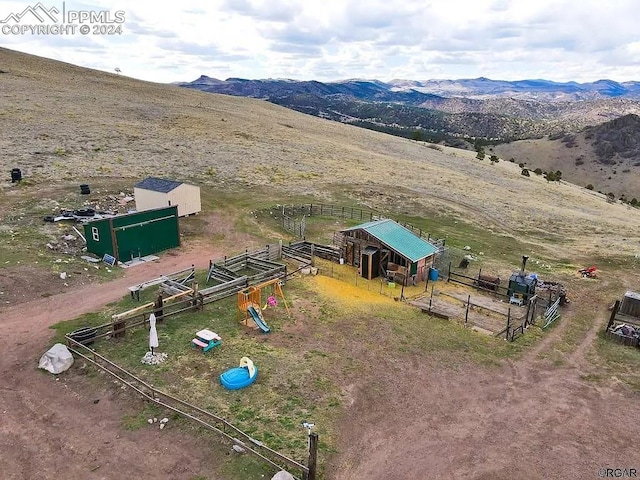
xmin=273 ymin=203 xmax=445 ymax=250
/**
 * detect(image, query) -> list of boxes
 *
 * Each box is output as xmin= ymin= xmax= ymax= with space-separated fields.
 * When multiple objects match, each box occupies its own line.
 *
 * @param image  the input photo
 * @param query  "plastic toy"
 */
xmin=192 ymin=329 xmax=222 ymax=353
xmin=220 ymin=356 xmax=258 ymax=390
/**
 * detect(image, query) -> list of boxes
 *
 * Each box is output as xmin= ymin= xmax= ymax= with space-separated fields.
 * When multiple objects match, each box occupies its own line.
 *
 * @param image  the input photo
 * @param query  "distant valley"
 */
xmin=178 ymin=76 xmax=640 ymax=200
xmin=178 ymin=76 xmax=640 ymax=143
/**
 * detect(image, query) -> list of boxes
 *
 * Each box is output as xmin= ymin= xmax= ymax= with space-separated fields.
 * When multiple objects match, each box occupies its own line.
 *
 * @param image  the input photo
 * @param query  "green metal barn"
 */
xmin=83 ymin=206 xmax=180 ymax=263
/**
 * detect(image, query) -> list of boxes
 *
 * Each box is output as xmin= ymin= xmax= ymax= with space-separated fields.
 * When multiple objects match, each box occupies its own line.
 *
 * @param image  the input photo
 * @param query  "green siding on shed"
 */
xmin=84 ymin=219 xmax=115 ymax=257
xmin=83 ymin=206 xmax=179 ymax=262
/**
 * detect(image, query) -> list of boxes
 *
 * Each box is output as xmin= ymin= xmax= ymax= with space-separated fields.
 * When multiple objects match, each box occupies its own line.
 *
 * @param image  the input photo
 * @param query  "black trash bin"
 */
xmin=69 ymin=327 xmax=97 ymax=346
xmin=11 ymin=168 xmax=22 ymax=183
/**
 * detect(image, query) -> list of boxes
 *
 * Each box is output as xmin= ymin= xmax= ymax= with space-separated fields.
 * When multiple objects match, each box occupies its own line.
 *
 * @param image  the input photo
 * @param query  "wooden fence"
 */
xmin=284 ymin=241 xmax=342 ymax=264
xmin=447 ymin=267 xmax=509 ymax=298
xmin=275 ymin=204 xmax=445 ymax=250
xmin=65 ymin=337 xmax=314 ymax=479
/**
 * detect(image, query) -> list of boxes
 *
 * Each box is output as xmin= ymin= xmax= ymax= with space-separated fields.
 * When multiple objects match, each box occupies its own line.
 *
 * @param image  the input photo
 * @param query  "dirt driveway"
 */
xmin=332 ymin=301 xmax=640 ymax=479
xmin=0 ymin=243 xmax=232 ymax=480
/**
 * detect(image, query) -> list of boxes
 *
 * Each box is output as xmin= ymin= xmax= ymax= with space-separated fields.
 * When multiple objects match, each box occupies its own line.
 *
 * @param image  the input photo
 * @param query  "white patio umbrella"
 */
xmin=149 ymin=313 xmax=159 ymax=355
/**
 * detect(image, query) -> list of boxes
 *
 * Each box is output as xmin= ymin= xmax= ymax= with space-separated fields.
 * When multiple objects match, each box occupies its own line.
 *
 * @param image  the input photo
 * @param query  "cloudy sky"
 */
xmin=1 ymin=0 xmax=639 ymax=84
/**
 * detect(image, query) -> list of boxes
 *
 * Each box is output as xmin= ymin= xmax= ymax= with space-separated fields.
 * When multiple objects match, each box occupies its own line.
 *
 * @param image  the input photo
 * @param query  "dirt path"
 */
xmin=330 ymin=290 xmax=640 ymax=480
xmin=0 ymin=243 xmax=232 ymax=480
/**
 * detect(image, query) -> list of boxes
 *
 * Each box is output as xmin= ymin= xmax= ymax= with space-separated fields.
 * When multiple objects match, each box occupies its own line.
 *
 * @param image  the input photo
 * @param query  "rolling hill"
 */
xmin=1 ymin=46 xmax=640 ymax=262
xmin=493 ymin=114 xmax=640 ymax=200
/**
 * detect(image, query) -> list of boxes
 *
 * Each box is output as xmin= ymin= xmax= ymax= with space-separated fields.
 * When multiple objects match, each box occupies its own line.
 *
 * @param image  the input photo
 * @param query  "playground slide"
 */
xmin=248 ymin=305 xmax=270 ymax=333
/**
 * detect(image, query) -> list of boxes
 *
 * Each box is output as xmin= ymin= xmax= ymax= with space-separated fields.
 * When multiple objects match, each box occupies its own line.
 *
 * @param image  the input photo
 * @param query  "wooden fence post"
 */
xmin=465 ymin=295 xmax=470 ymax=325
xmin=429 ymin=283 xmax=435 ymax=309
xmin=505 ymin=308 xmax=511 ymax=340
xmin=191 ymin=281 xmax=199 ymax=310
xmin=606 ymin=300 xmax=620 ymax=331
xmin=447 ymin=262 xmax=451 ymax=283
xmin=154 ymin=293 xmax=164 ymax=322
xmin=306 ymin=432 xmax=318 ymax=480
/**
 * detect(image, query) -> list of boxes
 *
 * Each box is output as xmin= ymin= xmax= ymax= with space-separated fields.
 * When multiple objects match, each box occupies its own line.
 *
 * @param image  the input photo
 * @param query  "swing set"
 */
xmin=237 ymin=277 xmax=290 ymax=329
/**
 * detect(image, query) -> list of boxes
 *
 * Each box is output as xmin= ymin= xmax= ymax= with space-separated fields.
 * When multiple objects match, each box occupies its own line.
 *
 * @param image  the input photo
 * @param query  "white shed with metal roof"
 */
xmin=134 ymin=177 xmax=201 ymax=217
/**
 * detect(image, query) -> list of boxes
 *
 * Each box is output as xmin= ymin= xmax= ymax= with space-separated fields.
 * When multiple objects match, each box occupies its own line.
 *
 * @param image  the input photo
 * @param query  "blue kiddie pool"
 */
xmin=220 ymin=357 xmax=258 ymax=390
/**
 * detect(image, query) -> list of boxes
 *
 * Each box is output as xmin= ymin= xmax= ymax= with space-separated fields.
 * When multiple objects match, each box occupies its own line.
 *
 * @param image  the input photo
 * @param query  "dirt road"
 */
xmin=332 ymin=299 xmax=640 ymax=479
xmin=0 ymin=245 xmax=230 ymax=480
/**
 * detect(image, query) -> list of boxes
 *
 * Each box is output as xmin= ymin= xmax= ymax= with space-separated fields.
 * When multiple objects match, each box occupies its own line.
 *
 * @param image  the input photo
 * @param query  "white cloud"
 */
xmin=1 ymin=0 xmax=639 ymax=83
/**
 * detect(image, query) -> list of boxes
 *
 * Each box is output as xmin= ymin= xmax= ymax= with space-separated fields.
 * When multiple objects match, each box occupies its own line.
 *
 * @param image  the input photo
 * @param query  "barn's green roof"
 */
xmin=342 ymin=219 xmax=439 ymax=262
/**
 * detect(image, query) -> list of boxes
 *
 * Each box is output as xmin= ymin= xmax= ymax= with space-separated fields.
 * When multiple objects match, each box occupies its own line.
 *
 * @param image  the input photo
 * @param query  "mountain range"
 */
xmin=177 ymin=76 xmax=640 ymax=142
xmin=181 ymin=76 xmax=640 ymax=101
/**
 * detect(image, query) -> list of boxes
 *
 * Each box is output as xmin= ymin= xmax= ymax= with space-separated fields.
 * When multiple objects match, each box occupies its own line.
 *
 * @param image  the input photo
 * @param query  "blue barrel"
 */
xmin=428 ymin=267 xmax=439 ymax=281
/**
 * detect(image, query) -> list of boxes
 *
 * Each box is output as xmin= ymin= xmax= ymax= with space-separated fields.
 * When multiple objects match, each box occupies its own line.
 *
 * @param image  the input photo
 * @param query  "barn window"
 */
xmin=91 ymin=227 xmax=99 ymax=241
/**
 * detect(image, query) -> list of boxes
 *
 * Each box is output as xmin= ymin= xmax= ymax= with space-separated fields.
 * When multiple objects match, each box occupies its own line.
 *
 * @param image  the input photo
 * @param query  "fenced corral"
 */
xmin=62 ymin=242 xmax=321 ymax=478
xmin=447 ymin=265 xmax=509 ymax=298
xmin=204 ymin=244 xmax=288 ymax=300
xmin=128 ymin=265 xmax=196 ymax=301
xmin=283 ymin=241 xmax=342 ymax=264
xmin=604 ymin=293 xmax=640 ymax=348
xmin=64 ymin=337 xmax=314 ymax=480
xmin=413 ymin=286 xmax=528 ymax=336
xmin=273 ymin=203 xmax=445 ymax=250
xmin=414 ymin=283 xmax=558 ymax=341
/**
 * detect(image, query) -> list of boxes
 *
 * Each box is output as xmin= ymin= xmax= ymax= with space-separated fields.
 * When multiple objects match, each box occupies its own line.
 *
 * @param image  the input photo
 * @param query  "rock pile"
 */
xmin=141 ymin=351 xmax=168 ymax=365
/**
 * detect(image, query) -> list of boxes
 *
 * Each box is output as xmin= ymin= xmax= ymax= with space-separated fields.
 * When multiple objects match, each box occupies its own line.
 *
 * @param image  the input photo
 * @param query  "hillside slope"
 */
xmin=493 ymin=114 xmax=640 ymax=199
xmin=1 ymin=47 xmax=640 ymax=259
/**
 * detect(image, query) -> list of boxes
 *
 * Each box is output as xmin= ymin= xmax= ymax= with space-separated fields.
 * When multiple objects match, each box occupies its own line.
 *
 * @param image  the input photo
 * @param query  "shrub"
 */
xmin=534 ymin=168 xmax=543 ymax=175
xmin=490 ymin=154 xmax=499 ymax=163
xmin=631 ymin=198 xmax=638 ymax=206
xmin=509 ymin=158 xmax=515 ymax=163
xmin=586 ymin=184 xmax=594 ymax=190
xmin=518 ymin=162 xmax=525 ymax=168
xmin=521 ymin=168 xmax=530 ymax=177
